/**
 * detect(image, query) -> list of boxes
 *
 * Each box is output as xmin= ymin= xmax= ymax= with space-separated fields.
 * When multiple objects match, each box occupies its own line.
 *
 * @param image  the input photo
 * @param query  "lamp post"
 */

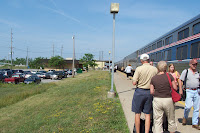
xmin=109 ymin=51 xmax=111 ymax=72
xmin=108 ymin=3 xmax=119 ymax=98
xmin=72 ymin=35 xmax=75 ymax=78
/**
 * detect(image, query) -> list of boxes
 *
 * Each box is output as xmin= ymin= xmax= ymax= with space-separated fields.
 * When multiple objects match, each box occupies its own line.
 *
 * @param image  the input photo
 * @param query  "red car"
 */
xmin=4 ymin=74 xmax=25 ymax=84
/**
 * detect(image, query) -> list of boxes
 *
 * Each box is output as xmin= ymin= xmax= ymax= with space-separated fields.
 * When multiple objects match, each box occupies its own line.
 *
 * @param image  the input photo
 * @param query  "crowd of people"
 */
xmin=130 ymin=53 xmax=200 ymax=133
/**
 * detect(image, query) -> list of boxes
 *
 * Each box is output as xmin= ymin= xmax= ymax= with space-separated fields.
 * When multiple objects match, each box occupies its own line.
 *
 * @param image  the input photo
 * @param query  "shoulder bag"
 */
xmin=166 ymin=73 xmax=181 ymax=102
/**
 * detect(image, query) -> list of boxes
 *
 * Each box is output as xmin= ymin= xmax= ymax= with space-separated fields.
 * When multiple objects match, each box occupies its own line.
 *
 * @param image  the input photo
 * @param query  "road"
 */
xmin=114 ymin=71 xmax=200 ymax=133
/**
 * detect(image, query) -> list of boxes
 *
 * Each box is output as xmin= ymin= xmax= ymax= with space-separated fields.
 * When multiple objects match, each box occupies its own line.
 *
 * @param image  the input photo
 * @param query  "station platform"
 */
xmin=114 ymin=71 xmax=200 ymax=133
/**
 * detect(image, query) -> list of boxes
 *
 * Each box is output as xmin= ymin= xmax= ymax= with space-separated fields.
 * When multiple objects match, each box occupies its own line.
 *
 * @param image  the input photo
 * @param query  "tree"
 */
xmin=29 ymin=57 xmax=45 ymax=69
xmin=48 ymin=56 xmax=65 ymax=69
xmin=80 ymin=53 xmax=97 ymax=70
xmin=13 ymin=57 xmax=26 ymax=65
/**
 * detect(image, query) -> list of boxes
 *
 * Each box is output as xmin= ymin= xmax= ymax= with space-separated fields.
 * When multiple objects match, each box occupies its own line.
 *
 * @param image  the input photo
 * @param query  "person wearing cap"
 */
xmin=179 ymin=59 xmax=200 ymax=130
xmin=132 ymin=53 xmax=158 ymax=133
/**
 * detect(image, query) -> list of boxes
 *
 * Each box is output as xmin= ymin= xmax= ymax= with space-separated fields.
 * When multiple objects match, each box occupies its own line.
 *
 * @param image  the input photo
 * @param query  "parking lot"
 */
xmin=41 ymin=75 xmax=73 ymax=83
xmin=0 ymin=68 xmax=77 ymax=84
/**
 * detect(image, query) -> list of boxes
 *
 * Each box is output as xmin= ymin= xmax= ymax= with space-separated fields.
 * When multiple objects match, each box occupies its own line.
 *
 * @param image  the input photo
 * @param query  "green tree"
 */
xmin=80 ymin=53 xmax=97 ymax=71
xmin=29 ymin=57 xmax=45 ymax=69
xmin=13 ymin=57 xmax=26 ymax=65
xmin=48 ymin=56 xmax=65 ymax=69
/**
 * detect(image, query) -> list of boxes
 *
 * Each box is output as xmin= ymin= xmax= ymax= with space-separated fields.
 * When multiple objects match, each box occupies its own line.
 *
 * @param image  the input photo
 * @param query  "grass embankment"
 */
xmin=0 ymin=83 xmax=56 ymax=108
xmin=0 ymin=71 xmax=129 ymax=133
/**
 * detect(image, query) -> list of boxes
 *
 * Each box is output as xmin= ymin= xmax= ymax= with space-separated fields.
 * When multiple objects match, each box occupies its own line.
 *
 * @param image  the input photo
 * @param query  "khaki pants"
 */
xmin=153 ymin=97 xmax=177 ymax=133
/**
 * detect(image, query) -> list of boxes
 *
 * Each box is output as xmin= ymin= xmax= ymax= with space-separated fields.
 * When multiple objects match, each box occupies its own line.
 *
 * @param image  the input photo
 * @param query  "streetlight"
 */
xmin=109 ymin=51 xmax=111 ymax=73
xmin=72 ymin=35 xmax=75 ymax=78
xmin=108 ymin=3 xmax=119 ymax=98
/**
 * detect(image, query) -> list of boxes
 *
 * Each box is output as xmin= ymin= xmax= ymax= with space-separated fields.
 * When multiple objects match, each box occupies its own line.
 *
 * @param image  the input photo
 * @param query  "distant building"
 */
xmin=94 ymin=60 xmax=112 ymax=69
xmin=41 ymin=59 xmax=83 ymax=69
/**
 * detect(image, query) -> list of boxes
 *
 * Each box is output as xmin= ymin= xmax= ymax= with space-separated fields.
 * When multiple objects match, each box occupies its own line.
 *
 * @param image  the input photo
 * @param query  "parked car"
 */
xmin=24 ymin=72 xmax=34 ymax=79
xmin=31 ymin=71 xmax=38 ymax=74
xmin=50 ymin=71 xmax=63 ymax=80
xmin=48 ymin=70 xmax=55 ymax=72
xmin=36 ymin=72 xmax=46 ymax=78
xmin=45 ymin=72 xmax=51 ymax=79
xmin=4 ymin=74 xmax=25 ymax=84
xmin=59 ymin=71 xmax=67 ymax=78
xmin=67 ymin=70 xmax=72 ymax=75
xmin=24 ymin=76 xmax=41 ymax=84
xmin=39 ymin=71 xmax=47 ymax=73
xmin=1 ymin=70 xmax=13 ymax=77
xmin=13 ymin=69 xmax=24 ymax=73
xmin=0 ymin=72 xmax=8 ymax=82
xmin=0 ymin=69 xmax=11 ymax=71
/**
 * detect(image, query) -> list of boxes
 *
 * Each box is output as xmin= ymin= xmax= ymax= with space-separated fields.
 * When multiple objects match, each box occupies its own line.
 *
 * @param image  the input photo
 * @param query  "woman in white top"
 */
xmin=125 ymin=64 xmax=133 ymax=80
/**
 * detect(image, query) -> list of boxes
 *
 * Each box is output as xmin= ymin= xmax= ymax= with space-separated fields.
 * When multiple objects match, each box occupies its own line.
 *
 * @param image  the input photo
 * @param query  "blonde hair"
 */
xmin=157 ymin=61 xmax=167 ymax=72
xmin=168 ymin=63 xmax=176 ymax=72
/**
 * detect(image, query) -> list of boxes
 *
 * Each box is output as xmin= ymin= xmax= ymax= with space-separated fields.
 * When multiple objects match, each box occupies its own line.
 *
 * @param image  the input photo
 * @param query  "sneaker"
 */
xmin=192 ymin=125 xmax=200 ymax=130
xmin=182 ymin=117 xmax=186 ymax=125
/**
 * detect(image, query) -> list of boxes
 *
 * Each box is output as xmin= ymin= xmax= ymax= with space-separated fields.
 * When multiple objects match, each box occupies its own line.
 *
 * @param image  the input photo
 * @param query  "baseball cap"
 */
xmin=140 ymin=54 xmax=149 ymax=60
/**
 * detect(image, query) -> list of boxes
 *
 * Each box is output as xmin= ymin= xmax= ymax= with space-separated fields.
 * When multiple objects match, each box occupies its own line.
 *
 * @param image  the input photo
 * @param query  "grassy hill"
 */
xmin=0 ymin=71 xmax=129 ymax=133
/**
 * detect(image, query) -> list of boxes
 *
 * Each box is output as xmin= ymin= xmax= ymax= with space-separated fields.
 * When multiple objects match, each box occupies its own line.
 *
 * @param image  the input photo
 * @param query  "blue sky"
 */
xmin=0 ymin=0 xmax=200 ymax=61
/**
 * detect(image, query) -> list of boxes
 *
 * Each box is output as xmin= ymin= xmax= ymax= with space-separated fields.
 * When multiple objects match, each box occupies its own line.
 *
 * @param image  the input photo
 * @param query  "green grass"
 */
xmin=0 ymin=65 xmax=27 ymax=69
xmin=0 ymin=83 xmax=56 ymax=109
xmin=0 ymin=71 xmax=129 ymax=133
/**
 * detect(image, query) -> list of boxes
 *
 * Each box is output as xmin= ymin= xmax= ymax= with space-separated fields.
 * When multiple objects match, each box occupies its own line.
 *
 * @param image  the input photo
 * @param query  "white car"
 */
xmin=36 ymin=72 xmax=46 ymax=78
xmin=31 ymin=71 xmax=37 ymax=74
xmin=25 ymin=73 xmax=33 ymax=79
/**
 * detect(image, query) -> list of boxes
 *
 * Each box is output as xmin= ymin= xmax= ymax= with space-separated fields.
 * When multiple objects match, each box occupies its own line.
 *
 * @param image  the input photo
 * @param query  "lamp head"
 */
xmin=110 ymin=3 xmax=119 ymax=13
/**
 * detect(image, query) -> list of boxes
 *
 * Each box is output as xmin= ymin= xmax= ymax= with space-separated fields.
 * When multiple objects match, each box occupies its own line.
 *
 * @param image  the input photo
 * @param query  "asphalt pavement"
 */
xmin=114 ymin=71 xmax=200 ymax=133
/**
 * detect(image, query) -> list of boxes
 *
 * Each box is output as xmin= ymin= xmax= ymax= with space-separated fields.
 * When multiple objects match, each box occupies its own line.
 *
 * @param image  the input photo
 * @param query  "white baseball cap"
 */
xmin=140 ymin=54 xmax=149 ymax=60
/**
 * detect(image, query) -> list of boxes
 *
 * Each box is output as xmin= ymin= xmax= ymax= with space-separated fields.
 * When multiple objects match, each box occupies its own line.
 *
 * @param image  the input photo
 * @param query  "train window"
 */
xmin=152 ymin=43 xmax=156 ymax=50
xmin=156 ymin=52 xmax=162 ymax=61
xmin=165 ymin=36 xmax=173 ymax=45
xmin=145 ymin=48 xmax=147 ymax=53
xmin=193 ymin=22 xmax=200 ymax=35
xmin=176 ymin=45 xmax=188 ymax=60
xmin=167 ymin=49 xmax=171 ymax=61
xmin=191 ymin=41 xmax=200 ymax=58
xmin=157 ymin=41 xmax=162 ymax=48
xmin=148 ymin=46 xmax=151 ymax=52
xmin=151 ymin=53 xmax=155 ymax=61
xmin=178 ymin=28 xmax=189 ymax=41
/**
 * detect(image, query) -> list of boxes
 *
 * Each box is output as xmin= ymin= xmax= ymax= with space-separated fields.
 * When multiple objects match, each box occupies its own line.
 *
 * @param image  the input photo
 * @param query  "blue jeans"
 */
xmin=184 ymin=89 xmax=200 ymax=125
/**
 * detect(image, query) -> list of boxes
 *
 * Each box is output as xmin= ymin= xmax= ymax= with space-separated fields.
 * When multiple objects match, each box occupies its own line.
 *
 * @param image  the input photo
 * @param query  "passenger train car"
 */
xmin=116 ymin=14 xmax=200 ymax=73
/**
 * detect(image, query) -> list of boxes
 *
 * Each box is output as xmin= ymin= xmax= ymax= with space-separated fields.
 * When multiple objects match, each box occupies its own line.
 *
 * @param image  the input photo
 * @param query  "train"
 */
xmin=116 ymin=13 xmax=200 ymax=74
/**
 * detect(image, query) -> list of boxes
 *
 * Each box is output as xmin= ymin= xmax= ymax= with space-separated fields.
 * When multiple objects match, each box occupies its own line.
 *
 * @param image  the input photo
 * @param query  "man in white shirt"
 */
xmin=125 ymin=64 xmax=133 ymax=80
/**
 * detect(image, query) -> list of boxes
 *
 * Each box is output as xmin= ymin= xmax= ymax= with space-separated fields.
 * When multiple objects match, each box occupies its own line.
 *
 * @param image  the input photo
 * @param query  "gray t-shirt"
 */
xmin=180 ymin=69 xmax=200 ymax=88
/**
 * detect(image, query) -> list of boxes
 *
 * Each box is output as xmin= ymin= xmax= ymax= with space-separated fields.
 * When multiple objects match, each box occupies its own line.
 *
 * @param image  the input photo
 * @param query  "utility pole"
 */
xmin=8 ymin=53 xmax=9 ymax=63
xmin=72 ymin=35 xmax=75 ymax=78
xmin=53 ymin=44 xmax=54 ymax=57
xmin=26 ymin=47 xmax=29 ymax=68
xmin=10 ymin=28 xmax=13 ymax=69
xmin=102 ymin=51 xmax=104 ymax=60
xmin=61 ymin=45 xmax=63 ymax=57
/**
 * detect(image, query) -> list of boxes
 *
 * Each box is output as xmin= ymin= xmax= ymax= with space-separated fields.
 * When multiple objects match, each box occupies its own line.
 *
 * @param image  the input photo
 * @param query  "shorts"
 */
xmin=132 ymin=88 xmax=153 ymax=114
xmin=126 ymin=73 xmax=132 ymax=77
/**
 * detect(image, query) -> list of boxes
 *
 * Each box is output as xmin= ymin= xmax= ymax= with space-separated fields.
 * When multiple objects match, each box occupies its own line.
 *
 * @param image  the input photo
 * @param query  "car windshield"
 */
xmin=36 ymin=72 xmax=41 ymax=74
xmin=28 ymin=76 xmax=36 ymax=80
xmin=12 ymin=75 xmax=20 ymax=78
